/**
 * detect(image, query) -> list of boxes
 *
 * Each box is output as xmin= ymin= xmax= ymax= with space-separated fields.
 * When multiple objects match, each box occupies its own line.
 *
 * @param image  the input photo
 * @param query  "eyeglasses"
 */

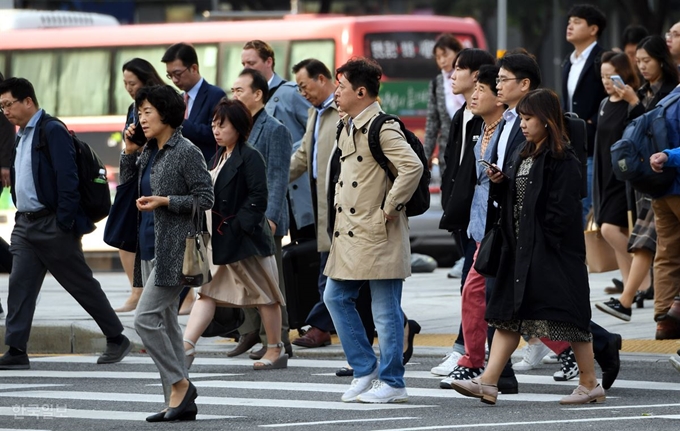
xmin=166 ymin=67 xmax=190 ymax=80
xmin=0 ymin=99 xmax=20 ymax=111
xmin=496 ymin=77 xmax=522 ymax=85
xmin=666 ymin=32 xmax=680 ymax=40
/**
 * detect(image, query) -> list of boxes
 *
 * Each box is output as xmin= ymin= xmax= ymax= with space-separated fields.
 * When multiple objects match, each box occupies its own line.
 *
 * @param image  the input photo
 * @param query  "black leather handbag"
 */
xmin=474 ymin=213 xmax=502 ymax=278
xmin=103 ymin=179 xmax=138 ymax=252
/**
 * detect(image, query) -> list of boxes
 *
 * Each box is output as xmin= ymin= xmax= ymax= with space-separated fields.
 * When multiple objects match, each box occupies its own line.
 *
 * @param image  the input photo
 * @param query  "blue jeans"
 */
xmin=324 ymin=278 xmax=405 ymax=388
xmin=582 ymin=156 xmax=594 ymax=227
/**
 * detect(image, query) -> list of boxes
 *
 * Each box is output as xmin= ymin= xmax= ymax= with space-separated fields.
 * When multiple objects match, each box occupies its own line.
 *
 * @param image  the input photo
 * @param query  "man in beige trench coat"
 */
xmin=323 ymin=58 xmax=423 ymax=404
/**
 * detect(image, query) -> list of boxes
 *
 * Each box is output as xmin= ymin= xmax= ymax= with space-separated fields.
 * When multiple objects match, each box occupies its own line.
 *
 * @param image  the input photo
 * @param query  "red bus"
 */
xmin=0 ymin=14 xmax=486 ymax=170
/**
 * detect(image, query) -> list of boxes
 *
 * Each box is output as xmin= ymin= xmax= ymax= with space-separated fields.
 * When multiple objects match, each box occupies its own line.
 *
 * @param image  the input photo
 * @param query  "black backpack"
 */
xmin=367 ymin=114 xmax=431 ymax=217
xmin=38 ymin=116 xmax=111 ymax=223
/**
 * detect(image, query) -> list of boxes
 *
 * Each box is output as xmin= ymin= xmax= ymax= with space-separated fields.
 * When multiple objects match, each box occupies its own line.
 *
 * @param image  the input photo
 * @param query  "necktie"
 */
xmin=183 ymin=93 xmax=190 ymax=119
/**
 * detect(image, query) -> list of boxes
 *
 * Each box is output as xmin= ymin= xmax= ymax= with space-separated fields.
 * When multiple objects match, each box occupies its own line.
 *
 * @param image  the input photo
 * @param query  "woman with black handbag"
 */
xmin=121 ymin=85 xmax=213 ymax=422
xmin=181 ymin=98 xmax=287 ymax=371
xmin=449 ymin=89 xmax=602 ymax=405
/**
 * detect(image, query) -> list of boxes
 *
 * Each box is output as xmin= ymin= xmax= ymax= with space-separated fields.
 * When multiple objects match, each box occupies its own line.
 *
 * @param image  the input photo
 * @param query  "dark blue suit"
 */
xmin=182 ymin=80 xmax=226 ymax=162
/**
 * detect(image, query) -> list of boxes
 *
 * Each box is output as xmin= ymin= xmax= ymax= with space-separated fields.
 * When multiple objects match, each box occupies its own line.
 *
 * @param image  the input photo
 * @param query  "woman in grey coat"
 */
xmin=121 ymin=85 xmax=213 ymax=422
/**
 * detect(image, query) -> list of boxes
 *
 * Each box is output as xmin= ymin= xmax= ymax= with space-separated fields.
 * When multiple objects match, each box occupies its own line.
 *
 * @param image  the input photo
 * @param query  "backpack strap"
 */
xmin=368 ymin=113 xmax=399 ymax=183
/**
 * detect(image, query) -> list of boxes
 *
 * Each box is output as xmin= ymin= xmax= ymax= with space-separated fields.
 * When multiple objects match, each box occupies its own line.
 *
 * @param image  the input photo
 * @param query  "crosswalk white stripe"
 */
xmin=0 ymin=406 xmax=237 ymax=422
xmin=0 ymin=428 xmax=51 ymax=431
xmin=0 ymin=391 xmax=437 ymax=411
xmin=0 ymin=371 xmax=235 ymax=379
xmin=0 ymin=384 xmax=65 ymax=390
xmin=260 ymin=416 xmax=421 ymax=428
xmin=31 ymin=355 xmax=350 ymax=368
xmin=192 ymin=380 xmax=564 ymax=402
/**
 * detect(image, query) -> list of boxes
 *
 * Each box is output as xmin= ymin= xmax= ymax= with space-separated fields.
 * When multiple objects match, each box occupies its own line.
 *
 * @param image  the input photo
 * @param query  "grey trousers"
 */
xmin=239 ymin=235 xmax=290 ymax=344
xmin=135 ymin=260 xmax=186 ymax=406
xmin=5 ymin=213 xmax=123 ymax=351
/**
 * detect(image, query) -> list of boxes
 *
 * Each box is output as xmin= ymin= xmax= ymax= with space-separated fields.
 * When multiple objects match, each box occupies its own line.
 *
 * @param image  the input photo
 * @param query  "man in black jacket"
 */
xmin=561 ymin=4 xmax=607 ymax=224
xmin=433 ymin=49 xmax=494 ymax=377
xmin=0 ymin=72 xmax=13 ymax=318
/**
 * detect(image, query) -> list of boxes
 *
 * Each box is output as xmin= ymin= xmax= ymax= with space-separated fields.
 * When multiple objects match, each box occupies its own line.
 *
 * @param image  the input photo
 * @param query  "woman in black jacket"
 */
xmin=449 ymin=89 xmax=603 ymax=406
xmin=182 ymin=98 xmax=286 ymax=371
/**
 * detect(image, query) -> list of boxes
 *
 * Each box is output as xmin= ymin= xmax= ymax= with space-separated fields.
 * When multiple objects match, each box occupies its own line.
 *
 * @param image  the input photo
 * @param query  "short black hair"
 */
xmin=335 ymin=57 xmax=382 ymax=98
xmin=292 ymin=58 xmax=332 ymax=80
xmin=455 ymin=48 xmax=496 ymax=73
xmin=476 ymin=65 xmax=500 ymax=96
xmin=567 ymin=4 xmax=607 ymax=37
xmin=0 ymin=77 xmax=39 ymax=107
xmin=433 ymin=33 xmax=463 ymax=55
xmin=621 ymin=25 xmax=649 ymax=47
xmin=497 ymin=54 xmax=542 ymax=90
xmin=238 ymin=68 xmax=269 ymax=102
xmin=134 ymin=85 xmax=185 ymax=129
xmin=162 ymin=42 xmax=199 ymax=68
xmin=212 ymin=97 xmax=253 ymax=147
xmin=122 ymin=58 xmax=165 ymax=87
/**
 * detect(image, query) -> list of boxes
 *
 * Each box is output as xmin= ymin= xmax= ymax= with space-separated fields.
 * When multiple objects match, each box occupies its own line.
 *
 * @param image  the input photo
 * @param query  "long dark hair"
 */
xmin=636 ymin=35 xmax=680 ymax=86
xmin=517 ymin=89 xmax=568 ymax=159
xmin=122 ymin=58 xmax=165 ymax=87
xmin=601 ymin=51 xmax=640 ymax=90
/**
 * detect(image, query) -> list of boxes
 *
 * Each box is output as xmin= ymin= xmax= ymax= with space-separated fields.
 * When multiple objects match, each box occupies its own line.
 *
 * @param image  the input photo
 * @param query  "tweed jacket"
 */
xmin=424 ymin=73 xmax=461 ymax=172
xmin=324 ymin=102 xmax=423 ymax=280
xmin=266 ymin=73 xmax=315 ymax=231
xmin=249 ymin=109 xmax=293 ymax=237
xmin=120 ymin=128 xmax=214 ymax=287
xmin=290 ymin=101 xmax=338 ymax=252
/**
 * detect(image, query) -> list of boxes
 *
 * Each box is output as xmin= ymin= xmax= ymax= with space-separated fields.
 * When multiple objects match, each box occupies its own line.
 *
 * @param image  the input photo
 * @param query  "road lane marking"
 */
xmin=0 ymin=406 xmax=237 ymax=421
xmin=260 ymin=417 xmax=421 ymax=428
xmin=0 ymin=371 xmax=234 ymax=379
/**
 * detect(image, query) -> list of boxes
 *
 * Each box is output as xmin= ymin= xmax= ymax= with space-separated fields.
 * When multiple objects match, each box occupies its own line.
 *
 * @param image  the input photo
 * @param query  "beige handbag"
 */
xmin=180 ymin=196 xmax=211 ymax=287
xmin=584 ymin=213 xmax=618 ymax=273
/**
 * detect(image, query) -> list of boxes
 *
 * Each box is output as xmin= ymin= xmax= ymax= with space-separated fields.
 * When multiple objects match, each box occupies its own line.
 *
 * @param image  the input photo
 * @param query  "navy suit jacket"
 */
xmin=265 ymin=73 xmax=315 ymax=230
xmin=561 ymin=43 xmax=606 ymax=157
xmin=10 ymin=111 xmax=93 ymax=235
xmin=249 ymin=110 xmax=293 ymax=236
xmin=182 ymin=79 xmax=226 ymax=162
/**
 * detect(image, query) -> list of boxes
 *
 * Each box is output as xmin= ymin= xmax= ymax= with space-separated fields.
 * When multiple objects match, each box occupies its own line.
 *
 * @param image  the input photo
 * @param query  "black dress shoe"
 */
xmin=595 ymin=333 xmax=621 ymax=390
xmin=165 ymin=382 xmax=197 ymax=421
xmin=0 ymin=350 xmax=30 ymax=370
xmin=403 ymin=320 xmax=421 ymax=365
xmin=497 ymin=375 xmax=519 ymax=394
xmin=97 ymin=336 xmax=132 ymax=364
xmin=335 ymin=366 xmax=354 ymax=377
xmin=226 ymin=331 xmax=259 ymax=358
xmin=146 ymin=402 xmax=197 ymax=422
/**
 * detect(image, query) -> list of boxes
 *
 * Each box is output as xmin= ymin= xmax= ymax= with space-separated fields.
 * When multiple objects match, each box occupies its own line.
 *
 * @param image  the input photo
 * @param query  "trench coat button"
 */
xmin=292 ymin=184 xmax=298 ymax=190
xmin=339 ymin=181 xmax=343 ymax=187
xmin=350 ymin=208 xmax=355 ymax=214
xmin=352 ymin=181 xmax=358 ymax=188
xmin=338 ymin=207 xmax=342 ymax=212
xmin=357 ymin=155 xmax=363 ymax=162
xmin=274 ymin=97 xmax=280 ymax=102
xmin=362 ymin=128 xmax=367 ymax=134
xmin=348 ymin=231 xmax=354 ymax=237
xmin=516 ymin=279 xmax=520 ymax=283
xmin=334 ymin=231 xmax=340 ymax=237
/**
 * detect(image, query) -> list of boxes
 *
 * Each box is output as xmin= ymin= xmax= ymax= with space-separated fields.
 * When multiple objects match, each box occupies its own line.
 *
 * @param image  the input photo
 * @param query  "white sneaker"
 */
xmin=447 ymin=257 xmax=465 ymax=279
xmin=542 ymin=353 xmax=559 ymax=364
xmin=512 ymin=341 xmax=551 ymax=371
xmin=430 ymin=351 xmax=462 ymax=376
xmin=341 ymin=368 xmax=379 ymax=402
xmin=356 ymin=380 xmax=408 ymax=403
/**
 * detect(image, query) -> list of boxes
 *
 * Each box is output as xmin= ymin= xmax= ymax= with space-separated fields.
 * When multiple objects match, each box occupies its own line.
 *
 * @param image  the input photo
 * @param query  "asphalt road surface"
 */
xmin=0 ymin=352 xmax=679 ymax=430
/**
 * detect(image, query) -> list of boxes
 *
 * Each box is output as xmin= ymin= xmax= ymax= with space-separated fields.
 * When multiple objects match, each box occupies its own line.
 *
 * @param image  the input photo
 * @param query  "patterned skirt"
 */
xmin=627 ymin=192 xmax=656 ymax=253
xmin=488 ymin=319 xmax=592 ymax=343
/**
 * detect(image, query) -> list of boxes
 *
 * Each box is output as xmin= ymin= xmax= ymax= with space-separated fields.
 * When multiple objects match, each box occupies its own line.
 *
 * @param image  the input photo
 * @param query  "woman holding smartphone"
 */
xmin=450 ymin=89 xmax=602 ymax=405
xmin=114 ymin=58 xmax=164 ymax=313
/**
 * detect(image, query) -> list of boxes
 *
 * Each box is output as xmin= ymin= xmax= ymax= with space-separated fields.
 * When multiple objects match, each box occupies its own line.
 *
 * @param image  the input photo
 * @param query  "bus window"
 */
xmin=114 ymin=47 xmax=172 ymax=115
xmin=289 ymin=40 xmax=335 ymax=80
xmin=59 ymin=49 xmax=111 ymax=116
xmin=195 ymin=45 xmax=218 ymax=87
xmin=12 ymin=51 xmax=59 ymax=114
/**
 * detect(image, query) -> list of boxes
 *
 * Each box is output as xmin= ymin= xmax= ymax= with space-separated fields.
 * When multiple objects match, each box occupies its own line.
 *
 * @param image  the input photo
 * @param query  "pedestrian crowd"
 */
xmin=0 ymin=2 xmax=679 ymax=421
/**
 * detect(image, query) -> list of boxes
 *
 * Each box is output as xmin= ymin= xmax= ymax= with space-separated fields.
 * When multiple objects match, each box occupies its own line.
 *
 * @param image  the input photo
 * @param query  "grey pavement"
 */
xmin=0 ymin=268 xmax=673 ymax=358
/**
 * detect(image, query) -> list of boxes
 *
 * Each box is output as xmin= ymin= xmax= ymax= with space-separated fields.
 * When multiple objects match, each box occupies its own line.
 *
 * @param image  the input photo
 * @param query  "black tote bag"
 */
xmin=103 ymin=179 xmax=138 ymax=253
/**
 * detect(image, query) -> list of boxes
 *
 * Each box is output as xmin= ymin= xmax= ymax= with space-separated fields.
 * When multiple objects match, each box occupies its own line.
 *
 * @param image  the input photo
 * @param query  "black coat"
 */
xmin=485 ymin=145 xmax=591 ymax=332
xmin=561 ymin=43 xmax=607 ymax=157
xmin=439 ymin=103 xmax=484 ymax=231
xmin=209 ymin=142 xmax=276 ymax=265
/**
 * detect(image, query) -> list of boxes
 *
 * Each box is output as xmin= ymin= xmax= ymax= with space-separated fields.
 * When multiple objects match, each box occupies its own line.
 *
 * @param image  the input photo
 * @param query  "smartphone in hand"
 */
xmin=129 ymin=122 xmax=147 ymax=146
xmin=478 ymin=159 xmax=508 ymax=178
xmin=610 ymin=75 xmax=625 ymax=88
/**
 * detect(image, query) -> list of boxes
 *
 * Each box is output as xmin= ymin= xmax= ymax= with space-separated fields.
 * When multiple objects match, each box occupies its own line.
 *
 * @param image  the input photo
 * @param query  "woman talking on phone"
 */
xmin=449 ymin=89 xmax=602 ymax=405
